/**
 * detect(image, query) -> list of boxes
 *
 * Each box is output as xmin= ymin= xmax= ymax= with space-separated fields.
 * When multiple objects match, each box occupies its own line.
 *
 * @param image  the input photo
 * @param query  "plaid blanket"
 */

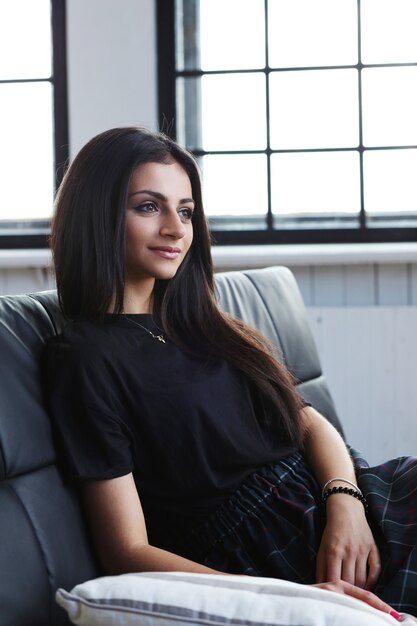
xmin=185 ymin=449 xmax=417 ymax=616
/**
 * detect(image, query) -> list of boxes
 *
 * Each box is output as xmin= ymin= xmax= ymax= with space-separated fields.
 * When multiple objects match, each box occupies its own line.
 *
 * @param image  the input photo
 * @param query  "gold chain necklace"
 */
xmin=122 ymin=315 xmax=166 ymax=343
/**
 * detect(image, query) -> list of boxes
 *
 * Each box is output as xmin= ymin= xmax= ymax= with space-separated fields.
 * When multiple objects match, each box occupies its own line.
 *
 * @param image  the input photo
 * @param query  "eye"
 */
xmin=132 ymin=201 xmax=159 ymax=214
xmin=178 ymin=207 xmax=194 ymax=221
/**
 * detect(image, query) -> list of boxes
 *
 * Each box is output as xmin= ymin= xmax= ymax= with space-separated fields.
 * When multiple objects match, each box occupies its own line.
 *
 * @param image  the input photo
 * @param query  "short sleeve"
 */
xmin=44 ymin=337 xmax=133 ymax=480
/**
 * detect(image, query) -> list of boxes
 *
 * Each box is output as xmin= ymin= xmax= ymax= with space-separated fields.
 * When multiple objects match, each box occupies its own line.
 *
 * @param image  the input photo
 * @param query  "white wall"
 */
xmin=308 ymin=306 xmax=417 ymax=464
xmin=218 ymin=256 xmax=417 ymax=464
xmin=2 ymin=0 xmax=417 ymax=465
xmin=66 ymin=0 xmax=157 ymax=157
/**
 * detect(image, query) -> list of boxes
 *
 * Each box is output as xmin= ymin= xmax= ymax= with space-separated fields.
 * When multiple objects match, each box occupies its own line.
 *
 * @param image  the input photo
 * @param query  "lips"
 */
xmin=149 ymin=246 xmax=182 ymax=259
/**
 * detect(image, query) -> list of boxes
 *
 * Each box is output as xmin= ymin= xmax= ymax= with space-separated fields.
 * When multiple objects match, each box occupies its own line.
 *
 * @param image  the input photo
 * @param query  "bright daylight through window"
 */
xmin=166 ymin=0 xmax=417 ymax=244
xmin=0 ymin=0 xmax=67 ymax=247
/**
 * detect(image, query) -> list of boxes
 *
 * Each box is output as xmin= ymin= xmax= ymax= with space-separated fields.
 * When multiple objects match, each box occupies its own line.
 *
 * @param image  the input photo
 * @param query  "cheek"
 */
xmin=185 ymin=228 xmax=193 ymax=252
xmin=125 ymin=219 xmax=148 ymax=249
xmin=126 ymin=230 xmax=138 ymax=254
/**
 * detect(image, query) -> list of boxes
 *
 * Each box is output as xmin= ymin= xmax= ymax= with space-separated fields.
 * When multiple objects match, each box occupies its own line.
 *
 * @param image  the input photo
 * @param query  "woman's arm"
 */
xmin=300 ymin=406 xmax=381 ymax=590
xmin=82 ymin=468 xmax=397 ymax=618
xmin=81 ymin=473 xmax=223 ymax=575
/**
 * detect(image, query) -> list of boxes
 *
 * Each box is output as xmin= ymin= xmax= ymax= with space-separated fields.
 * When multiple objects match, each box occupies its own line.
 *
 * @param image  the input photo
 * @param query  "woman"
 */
xmin=45 ymin=127 xmax=415 ymax=620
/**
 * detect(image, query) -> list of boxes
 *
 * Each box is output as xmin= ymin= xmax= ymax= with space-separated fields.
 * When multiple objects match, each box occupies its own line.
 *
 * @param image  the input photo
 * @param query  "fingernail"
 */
xmin=389 ymin=609 xmax=401 ymax=621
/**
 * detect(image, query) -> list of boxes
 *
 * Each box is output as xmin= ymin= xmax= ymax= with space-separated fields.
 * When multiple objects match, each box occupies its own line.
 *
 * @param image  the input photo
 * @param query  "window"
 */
xmin=0 ymin=0 xmax=68 ymax=248
xmin=158 ymin=0 xmax=417 ymax=244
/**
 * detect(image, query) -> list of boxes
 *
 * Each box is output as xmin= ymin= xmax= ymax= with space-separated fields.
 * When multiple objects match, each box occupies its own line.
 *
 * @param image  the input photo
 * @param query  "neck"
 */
xmin=107 ymin=294 xmax=154 ymax=314
xmin=117 ymin=279 xmax=155 ymax=314
xmin=123 ymin=299 xmax=153 ymax=314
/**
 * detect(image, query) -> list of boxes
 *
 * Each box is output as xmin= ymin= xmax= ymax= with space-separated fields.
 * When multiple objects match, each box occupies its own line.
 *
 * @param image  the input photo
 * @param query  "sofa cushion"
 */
xmin=56 ymin=571 xmax=415 ymax=626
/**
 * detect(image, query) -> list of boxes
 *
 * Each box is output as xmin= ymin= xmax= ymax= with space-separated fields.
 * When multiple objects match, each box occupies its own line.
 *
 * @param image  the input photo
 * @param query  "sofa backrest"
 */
xmin=0 ymin=266 xmax=342 ymax=626
xmin=215 ymin=267 xmax=341 ymax=428
xmin=0 ymin=291 xmax=99 ymax=626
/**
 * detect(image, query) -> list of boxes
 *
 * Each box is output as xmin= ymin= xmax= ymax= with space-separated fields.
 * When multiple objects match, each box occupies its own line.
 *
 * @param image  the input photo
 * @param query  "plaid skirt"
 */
xmin=184 ymin=449 xmax=417 ymax=616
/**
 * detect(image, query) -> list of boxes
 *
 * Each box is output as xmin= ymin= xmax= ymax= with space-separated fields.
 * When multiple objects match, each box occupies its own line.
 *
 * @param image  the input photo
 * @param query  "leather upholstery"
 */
xmin=0 ymin=266 xmax=342 ymax=626
xmin=215 ymin=267 xmax=342 ymax=430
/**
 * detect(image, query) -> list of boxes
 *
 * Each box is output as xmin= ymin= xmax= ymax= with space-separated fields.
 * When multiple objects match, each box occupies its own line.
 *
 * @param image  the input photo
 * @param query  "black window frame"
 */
xmin=0 ymin=0 xmax=69 ymax=250
xmin=157 ymin=0 xmax=417 ymax=245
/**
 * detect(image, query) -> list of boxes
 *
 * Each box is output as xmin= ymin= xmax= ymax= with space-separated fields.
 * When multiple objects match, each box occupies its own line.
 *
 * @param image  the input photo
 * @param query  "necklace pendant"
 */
xmin=122 ymin=314 xmax=166 ymax=344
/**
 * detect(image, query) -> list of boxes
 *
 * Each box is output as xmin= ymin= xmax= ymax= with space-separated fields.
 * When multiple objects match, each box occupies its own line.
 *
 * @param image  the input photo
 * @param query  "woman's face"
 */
xmin=124 ymin=161 xmax=194 ymax=288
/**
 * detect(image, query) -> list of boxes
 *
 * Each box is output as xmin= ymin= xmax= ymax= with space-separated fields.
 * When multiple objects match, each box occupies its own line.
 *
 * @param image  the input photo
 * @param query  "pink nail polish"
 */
xmin=389 ymin=609 xmax=401 ymax=621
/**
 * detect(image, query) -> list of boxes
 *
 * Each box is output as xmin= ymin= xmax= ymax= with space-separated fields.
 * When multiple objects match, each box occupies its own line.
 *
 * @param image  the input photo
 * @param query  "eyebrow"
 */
xmin=129 ymin=189 xmax=195 ymax=205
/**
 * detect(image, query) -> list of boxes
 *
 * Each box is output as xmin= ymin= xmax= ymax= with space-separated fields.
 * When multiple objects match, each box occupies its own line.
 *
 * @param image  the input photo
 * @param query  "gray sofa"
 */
xmin=0 ymin=265 xmax=343 ymax=626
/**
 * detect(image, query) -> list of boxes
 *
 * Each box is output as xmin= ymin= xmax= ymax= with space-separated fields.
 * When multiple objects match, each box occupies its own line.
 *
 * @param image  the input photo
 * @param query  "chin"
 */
xmin=154 ymin=267 xmax=182 ymax=280
xmin=156 ymin=258 xmax=188 ymax=279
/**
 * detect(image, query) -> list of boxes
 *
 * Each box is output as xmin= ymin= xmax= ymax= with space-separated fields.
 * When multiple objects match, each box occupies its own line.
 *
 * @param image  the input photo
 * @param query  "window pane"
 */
xmin=271 ymin=151 xmax=360 ymax=215
xmin=268 ymin=0 xmax=358 ymax=68
xmin=201 ymin=73 xmax=267 ymax=150
xmin=202 ymin=154 xmax=268 ymax=216
xmin=176 ymin=0 xmax=201 ymax=71
xmin=361 ymin=0 xmax=417 ymax=64
xmin=200 ymin=0 xmax=265 ymax=70
xmin=364 ymin=149 xmax=417 ymax=214
xmin=0 ymin=0 xmax=52 ymax=79
xmin=0 ymin=83 xmax=54 ymax=220
xmin=176 ymin=77 xmax=203 ymax=151
xmin=270 ymin=69 xmax=359 ymax=149
xmin=362 ymin=67 xmax=417 ymax=147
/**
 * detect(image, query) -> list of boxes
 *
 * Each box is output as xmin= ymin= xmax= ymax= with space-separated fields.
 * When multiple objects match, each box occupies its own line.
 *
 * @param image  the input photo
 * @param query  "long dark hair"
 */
xmin=51 ymin=127 xmax=304 ymax=446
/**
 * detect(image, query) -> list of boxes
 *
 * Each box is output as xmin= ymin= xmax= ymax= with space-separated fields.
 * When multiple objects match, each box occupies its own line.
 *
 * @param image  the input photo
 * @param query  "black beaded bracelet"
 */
xmin=322 ymin=486 xmax=369 ymax=513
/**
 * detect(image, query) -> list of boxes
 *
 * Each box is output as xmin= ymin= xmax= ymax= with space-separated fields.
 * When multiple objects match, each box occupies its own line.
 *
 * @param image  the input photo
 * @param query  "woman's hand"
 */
xmin=316 ymin=493 xmax=381 ymax=590
xmin=298 ymin=407 xmax=381 ymax=589
xmin=313 ymin=579 xmax=400 ymax=619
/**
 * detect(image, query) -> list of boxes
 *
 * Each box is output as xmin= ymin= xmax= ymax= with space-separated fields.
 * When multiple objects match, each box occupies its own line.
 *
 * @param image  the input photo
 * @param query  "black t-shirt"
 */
xmin=44 ymin=314 xmax=297 ymax=552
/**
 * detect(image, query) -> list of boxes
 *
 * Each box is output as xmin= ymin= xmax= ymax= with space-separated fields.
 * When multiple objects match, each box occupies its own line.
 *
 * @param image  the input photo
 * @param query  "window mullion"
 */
xmin=357 ymin=0 xmax=366 ymax=231
xmin=182 ymin=0 xmax=202 ymax=150
xmin=51 ymin=0 xmax=69 ymax=188
xmin=264 ymin=0 xmax=272 ymax=232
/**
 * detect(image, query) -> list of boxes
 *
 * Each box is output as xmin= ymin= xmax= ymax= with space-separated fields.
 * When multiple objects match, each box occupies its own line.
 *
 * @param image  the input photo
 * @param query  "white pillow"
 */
xmin=56 ymin=571 xmax=416 ymax=626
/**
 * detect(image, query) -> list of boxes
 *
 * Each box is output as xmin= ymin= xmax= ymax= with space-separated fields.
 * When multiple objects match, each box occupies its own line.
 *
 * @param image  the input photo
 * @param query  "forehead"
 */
xmin=128 ymin=161 xmax=192 ymax=195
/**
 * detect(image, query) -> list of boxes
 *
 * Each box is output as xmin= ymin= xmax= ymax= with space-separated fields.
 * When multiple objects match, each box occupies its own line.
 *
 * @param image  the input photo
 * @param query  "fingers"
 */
xmin=342 ymin=583 xmax=395 ymax=615
xmin=316 ymin=546 xmax=342 ymax=585
xmin=365 ymin=544 xmax=382 ymax=591
xmin=344 ymin=542 xmax=382 ymax=590
xmin=316 ymin=545 xmax=362 ymax=588
xmin=353 ymin=556 xmax=368 ymax=589
xmin=314 ymin=580 xmax=397 ymax=616
xmin=316 ymin=535 xmax=381 ymax=590
xmin=328 ymin=551 xmax=364 ymax=587
xmin=341 ymin=555 xmax=356 ymax=587
xmin=324 ymin=550 xmax=378 ymax=589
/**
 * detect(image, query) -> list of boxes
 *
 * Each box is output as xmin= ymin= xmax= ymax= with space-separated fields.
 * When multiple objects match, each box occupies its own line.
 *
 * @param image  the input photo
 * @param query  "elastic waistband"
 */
xmin=186 ymin=451 xmax=315 ymax=560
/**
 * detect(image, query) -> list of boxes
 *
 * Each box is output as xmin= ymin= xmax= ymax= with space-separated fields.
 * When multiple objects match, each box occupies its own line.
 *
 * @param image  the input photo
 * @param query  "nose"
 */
xmin=159 ymin=209 xmax=187 ymax=239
